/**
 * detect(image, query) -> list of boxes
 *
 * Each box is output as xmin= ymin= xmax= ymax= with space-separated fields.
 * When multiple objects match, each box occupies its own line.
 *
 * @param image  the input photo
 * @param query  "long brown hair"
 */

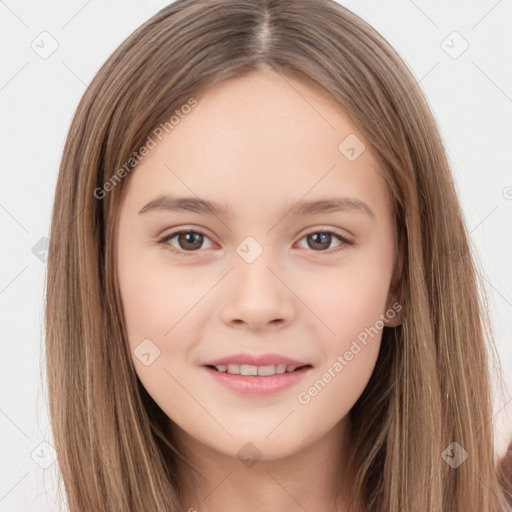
xmin=45 ymin=0 xmax=510 ymax=510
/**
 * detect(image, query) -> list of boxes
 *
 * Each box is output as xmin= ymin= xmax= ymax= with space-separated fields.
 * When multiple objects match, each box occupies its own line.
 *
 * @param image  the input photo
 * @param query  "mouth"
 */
xmin=204 ymin=363 xmax=312 ymax=376
xmin=201 ymin=363 xmax=313 ymax=396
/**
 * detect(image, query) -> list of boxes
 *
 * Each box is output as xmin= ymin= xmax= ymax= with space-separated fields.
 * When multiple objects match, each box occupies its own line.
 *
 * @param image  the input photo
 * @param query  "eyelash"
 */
xmin=157 ymin=228 xmax=354 ymax=257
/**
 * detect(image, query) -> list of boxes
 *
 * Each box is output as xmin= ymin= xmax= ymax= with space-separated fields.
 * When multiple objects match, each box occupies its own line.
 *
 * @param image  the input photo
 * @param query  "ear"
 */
xmin=384 ymin=233 xmax=405 ymax=328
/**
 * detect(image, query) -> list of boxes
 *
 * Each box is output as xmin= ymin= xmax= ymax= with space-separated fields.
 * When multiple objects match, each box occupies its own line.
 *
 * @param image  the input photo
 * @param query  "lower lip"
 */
xmin=202 ymin=366 xmax=312 ymax=396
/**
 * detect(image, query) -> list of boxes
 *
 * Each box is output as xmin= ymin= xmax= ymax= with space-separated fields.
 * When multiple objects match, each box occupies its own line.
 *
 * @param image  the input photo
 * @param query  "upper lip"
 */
xmin=202 ymin=353 xmax=311 ymax=367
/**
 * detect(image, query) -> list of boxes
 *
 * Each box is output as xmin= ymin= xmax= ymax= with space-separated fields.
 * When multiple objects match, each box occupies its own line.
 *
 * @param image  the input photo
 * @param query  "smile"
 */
xmin=202 ymin=364 xmax=313 ymax=396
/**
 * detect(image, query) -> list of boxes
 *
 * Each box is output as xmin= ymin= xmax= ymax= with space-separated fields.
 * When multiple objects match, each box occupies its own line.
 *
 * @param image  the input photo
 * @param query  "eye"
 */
xmin=157 ymin=228 xmax=353 ymax=257
xmin=158 ymin=229 xmax=215 ymax=256
xmin=296 ymin=230 xmax=353 ymax=253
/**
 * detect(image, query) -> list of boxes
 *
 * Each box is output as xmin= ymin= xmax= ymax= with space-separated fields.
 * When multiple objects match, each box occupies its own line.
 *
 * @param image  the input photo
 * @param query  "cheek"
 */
xmin=118 ymin=251 xmax=208 ymax=349
xmin=295 ymin=261 xmax=390 ymax=404
xmin=117 ymin=251 xmax=216 ymax=409
xmin=294 ymin=274 xmax=388 ymax=422
xmin=117 ymin=257 xmax=201 ymax=419
xmin=303 ymin=259 xmax=392 ymax=345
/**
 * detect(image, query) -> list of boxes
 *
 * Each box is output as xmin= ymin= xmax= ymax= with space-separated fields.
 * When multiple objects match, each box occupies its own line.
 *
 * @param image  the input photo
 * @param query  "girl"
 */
xmin=45 ymin=0 xmax=511 ymax=510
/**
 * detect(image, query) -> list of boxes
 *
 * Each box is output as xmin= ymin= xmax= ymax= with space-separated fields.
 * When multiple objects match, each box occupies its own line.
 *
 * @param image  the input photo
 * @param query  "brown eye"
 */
xmin=175 ymin=231 xmax=204 ymax=251
xmin=159 ymin=230 xmax=214 ymax=255
xmin=297 ymin=230 xmax=353 ymax=253
xmin=306 ymin=232 xmax=333 ymax=251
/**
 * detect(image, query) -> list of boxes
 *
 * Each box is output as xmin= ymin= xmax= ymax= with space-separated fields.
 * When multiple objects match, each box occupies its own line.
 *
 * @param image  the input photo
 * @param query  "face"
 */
xmin=116 ymin=70 xmax=399 ymax=464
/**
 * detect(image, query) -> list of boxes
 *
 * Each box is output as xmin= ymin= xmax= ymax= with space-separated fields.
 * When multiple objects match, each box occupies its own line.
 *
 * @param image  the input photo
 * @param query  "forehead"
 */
xmin=121 ymin=71 xmax=391 ymax=219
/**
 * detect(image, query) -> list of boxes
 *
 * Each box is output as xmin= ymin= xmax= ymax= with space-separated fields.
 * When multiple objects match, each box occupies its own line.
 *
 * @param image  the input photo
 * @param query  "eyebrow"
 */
xmin=138 ymin=195 xmax=375 ymax=219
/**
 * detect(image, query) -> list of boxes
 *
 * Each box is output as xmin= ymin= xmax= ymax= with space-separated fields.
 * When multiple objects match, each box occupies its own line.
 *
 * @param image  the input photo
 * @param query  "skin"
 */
xmin=116 ymin=69 xmax=400 ymax=512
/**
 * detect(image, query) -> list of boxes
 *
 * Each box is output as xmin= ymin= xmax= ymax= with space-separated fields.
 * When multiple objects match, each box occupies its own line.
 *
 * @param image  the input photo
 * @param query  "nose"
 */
xmin=220 ymin=254 xmax=296 ymax=331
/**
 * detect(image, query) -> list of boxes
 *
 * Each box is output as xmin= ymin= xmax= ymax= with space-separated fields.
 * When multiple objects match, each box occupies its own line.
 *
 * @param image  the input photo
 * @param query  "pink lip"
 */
xmin=202 ymin=365 xmax=312 ymax=396
xmin=202 ymin=352 xmax=309 ymax=367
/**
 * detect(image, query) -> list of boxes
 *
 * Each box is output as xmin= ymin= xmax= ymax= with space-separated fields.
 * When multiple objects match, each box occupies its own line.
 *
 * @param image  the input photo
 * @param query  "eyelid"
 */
xmin=157 ymin=226 xmax=354 ymax=257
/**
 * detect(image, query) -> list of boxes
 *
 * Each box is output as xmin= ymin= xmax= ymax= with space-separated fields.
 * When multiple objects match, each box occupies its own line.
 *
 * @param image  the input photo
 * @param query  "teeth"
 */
xmin=275 ymin=364 xmax=287 ymax=374
xmin=213 ymin=364 xmax=303 ymax=376
xmin=257 ymin=365 xmax=276 ymax=376
xmin=240 ymin=364 xmax=258 ymax=376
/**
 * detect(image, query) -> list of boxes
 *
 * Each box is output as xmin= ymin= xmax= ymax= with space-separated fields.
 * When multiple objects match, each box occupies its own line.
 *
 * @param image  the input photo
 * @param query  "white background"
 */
xmin=1 ymin=1 xmax=511 ymax=510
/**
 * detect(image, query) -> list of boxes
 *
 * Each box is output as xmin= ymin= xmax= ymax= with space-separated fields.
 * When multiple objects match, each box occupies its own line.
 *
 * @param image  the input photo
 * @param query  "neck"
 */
xmin=171 ymin=416 xmax=356 ymax=512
